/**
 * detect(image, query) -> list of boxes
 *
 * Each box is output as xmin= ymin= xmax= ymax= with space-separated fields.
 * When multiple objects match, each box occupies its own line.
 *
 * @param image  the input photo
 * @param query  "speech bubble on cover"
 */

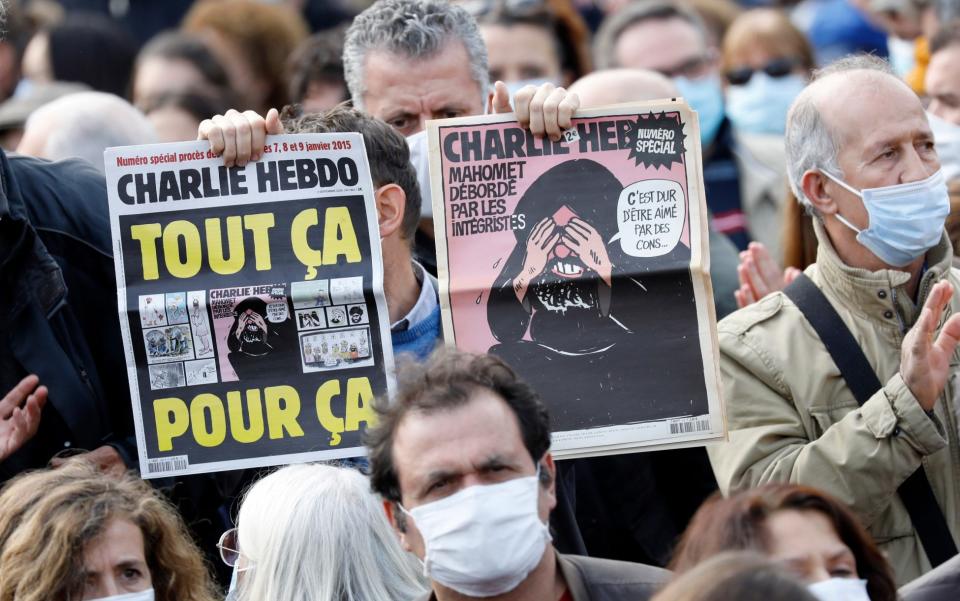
xmin=266 ymin=300 xmax=289 ymax=323
xmin=611 ymin=179 xmax=685 ymax=257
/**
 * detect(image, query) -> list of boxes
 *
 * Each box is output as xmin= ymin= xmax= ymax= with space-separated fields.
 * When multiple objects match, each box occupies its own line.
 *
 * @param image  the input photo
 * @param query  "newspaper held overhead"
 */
xmin=427 ymin=101 xmax=725 ymax=458
xmin=105 ymin=135 xmax=394 ymax=478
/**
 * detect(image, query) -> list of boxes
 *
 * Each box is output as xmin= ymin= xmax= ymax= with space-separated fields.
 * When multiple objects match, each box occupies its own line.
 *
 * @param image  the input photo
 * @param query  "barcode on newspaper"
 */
xmin=669 ymin=416 xmax=712 ymax=435
xmin=146 ymin=455 xmax=189 ymax=474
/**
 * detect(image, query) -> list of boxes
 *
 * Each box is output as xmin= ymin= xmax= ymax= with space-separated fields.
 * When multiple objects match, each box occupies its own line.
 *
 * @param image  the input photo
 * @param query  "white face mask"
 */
xmin=808 ymin=578 xmax=870 ymax=601
xmin=821 ymin=169 xmax=949 ymax=267
xmin=87 ymin=589 xmax=155 ymax=601
xmin=406 ymin=130 xmax=433 ymax=219
xmin=405 ymin=471 xmax=552 ymax=598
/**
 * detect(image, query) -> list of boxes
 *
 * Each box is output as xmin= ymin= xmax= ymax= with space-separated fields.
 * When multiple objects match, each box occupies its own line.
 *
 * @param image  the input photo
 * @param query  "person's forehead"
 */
xmin=84 ymin=518 xmax=146 ymax=563
xmin=614 ymin=17 xmax=704 ymax=71
xmin=926 ymin=46 xmax=960 ymax=91
xmin=815 ymin=72 xmax=928 ymax=151
xmin=482 ymin=22 xmax=557 ymax=58
xmin=725 ymin=40 xmax=787 ymax=69
xmin=765 ymin=509 xmax=849 ymax=557
xmin=392 ymin=389 xmax=530 ymax=488
xmin=362 ymin=43 xmax=484 ymax=112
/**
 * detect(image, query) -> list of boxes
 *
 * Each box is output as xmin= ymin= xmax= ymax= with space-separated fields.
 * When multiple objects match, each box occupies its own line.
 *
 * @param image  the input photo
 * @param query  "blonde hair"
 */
xmin=721 ymin=8 xmax=814 ymax=73
xmin=0 ymin=460 xmax=219 ymax=601
xmin=235 ymin=463 xmax=426 ymax=601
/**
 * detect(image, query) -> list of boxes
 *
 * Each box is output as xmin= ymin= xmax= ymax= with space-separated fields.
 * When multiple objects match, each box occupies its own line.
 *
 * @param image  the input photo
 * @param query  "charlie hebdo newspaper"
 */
xmin=428 ymin=101 xmax=725 ymax=458
xmin=105 ymin=135 xmax=393 ymax=477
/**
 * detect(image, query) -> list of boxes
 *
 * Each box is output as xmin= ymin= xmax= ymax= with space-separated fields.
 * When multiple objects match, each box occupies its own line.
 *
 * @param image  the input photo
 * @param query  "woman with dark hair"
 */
xmin=670 ymin=484 xmax=898 ymax=601
xmin=21 ymin=12 xmax=137 ymax=98
xmin=132 ymin=31 xmax=235 ymax=109
xmin=0 ymin=460 xmax=219 ymax=601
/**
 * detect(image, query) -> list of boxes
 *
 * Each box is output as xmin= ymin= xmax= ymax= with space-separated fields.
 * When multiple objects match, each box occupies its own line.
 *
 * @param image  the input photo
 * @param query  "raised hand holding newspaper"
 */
xmin=105 ymin=135 xmax=393 ymax=477
xmin=427 ymin=101 xmax=725 ymax=457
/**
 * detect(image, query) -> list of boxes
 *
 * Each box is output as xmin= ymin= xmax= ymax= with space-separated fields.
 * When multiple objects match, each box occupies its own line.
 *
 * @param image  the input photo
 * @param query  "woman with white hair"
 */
xmin=222 ymin=463 xmax=427 ymax=601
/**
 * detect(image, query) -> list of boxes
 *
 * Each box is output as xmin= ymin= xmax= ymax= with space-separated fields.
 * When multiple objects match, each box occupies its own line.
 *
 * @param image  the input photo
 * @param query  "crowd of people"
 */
xmin=0 ymin=0 xmax=960 ymax=599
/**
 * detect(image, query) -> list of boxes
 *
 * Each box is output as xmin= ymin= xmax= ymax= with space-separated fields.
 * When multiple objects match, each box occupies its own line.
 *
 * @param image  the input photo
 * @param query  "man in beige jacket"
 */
xmin=709 ymin=54 xmax=960 ymax=585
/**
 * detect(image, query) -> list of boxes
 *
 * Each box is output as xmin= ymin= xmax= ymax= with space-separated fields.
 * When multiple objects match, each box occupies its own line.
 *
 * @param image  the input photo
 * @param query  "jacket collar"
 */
xmin=812 ymin=218 xmax=954 ymax=329
xmin=557 ymin=552 xmax=587 ymax=601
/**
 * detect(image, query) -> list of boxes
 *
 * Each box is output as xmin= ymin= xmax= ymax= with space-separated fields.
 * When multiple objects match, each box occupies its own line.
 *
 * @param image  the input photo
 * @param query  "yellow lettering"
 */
xmin=153 ymin=397 xmax=188 ymax=452
xmin=244 ymin=213 xmax=275 ymax=271
xmin=162 ymin=220 xmax=202 ymax=278
xmin=323 ymin=206 xmax=361 ymax=265
xmin=190 ymin=393 xmax=227 ymax=447
xmin=264 ymin=385 xmax=304 ymax=439
xmin=344 ymin=377 xmax=376 ymax=431
xmin=130 ymin=223 xmax=162 ymax=281
xmin=315 ymin=379 xmax=345 ymax=446
xmin=205 ymin=216 xmax=245 ymax=275
xmin=291 ymin=209 xmax=323 ymax=280
xmin=226 ymin=389 xmax=265 ymax=444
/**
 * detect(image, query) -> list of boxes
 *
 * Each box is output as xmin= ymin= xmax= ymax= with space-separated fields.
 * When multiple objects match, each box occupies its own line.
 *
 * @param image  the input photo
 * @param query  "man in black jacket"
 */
xmin=0 ymin=150 xmax=136 ymax=478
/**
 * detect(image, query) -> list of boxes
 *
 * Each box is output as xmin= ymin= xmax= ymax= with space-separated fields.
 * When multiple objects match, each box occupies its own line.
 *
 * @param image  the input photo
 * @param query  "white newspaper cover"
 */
xmin=105 ymin=134 xmax=394 ymax=477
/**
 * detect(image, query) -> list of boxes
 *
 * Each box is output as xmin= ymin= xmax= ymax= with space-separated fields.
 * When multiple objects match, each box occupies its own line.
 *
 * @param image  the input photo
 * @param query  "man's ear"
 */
xmin=383 ymin=499 xmax=413 ymax=550
xmin=540 ymin=452 xmax=557 ymax=510
xmin=375 ymin=183 xmax=407 ymax=239
xmin=800 ymin=170 xmax=838 ymax=215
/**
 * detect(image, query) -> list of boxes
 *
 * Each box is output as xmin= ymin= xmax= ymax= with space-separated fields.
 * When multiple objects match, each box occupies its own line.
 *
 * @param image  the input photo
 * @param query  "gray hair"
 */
xmin=593 ymin=0 xmax=708 ymax=70
xmin=343 ymin=0 xmax=489 ymax=110
xmin=236 ymin=463 xmax=427 ymax=601
xmin=785 ymin=54 xmax=896 ymax=207
xmin=25 ymin=92 xmax=156 ymax=174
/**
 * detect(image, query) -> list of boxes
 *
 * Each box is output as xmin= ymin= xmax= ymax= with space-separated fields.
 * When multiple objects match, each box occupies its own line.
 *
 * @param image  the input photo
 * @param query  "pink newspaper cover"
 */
xmin=427 ymin=101 xmax=725 ymax=457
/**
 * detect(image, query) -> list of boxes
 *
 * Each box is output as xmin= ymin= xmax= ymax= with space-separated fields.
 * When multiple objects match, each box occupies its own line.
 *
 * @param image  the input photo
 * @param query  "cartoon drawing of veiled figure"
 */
xmin=227 ymin=297 xmax=295 ymax=379
xmin=486 ymin=159 xmax=702 ymax=427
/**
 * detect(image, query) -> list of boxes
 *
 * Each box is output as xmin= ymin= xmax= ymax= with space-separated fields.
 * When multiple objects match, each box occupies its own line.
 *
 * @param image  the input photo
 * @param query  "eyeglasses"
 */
xmin=217 ymin=528 xmax=254 ymax=571
xmin=655 ymin=53 xmax=716 ymax=80
xmin=724 ymin=57 xmax=801 ymax=86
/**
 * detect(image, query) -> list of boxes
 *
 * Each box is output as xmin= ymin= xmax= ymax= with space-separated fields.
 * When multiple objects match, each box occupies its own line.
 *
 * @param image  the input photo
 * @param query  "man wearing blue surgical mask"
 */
xmin=709 ymin=55 xmax=960 ymax=585
xmin=366 ymin=349 xmax=670 ymax=601
xmin=594 ymin=1 xmax=751 ymax=250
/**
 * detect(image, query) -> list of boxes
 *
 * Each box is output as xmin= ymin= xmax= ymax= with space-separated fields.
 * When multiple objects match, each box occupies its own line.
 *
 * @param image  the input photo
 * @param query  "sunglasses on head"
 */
xmin=725 ymin=57 xmax=800 ymax=86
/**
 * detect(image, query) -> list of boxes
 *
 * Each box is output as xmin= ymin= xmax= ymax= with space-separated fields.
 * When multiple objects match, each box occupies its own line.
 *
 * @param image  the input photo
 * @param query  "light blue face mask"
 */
xmin=822 ymin=168 xmax=949 ymax=267
xmin=674 ymin=73 xmax=725 ymax=147
xmin=726 ymin=72 xmax=806 ymax=135
xmin=887 ymin=35 xmax=916 ymax=79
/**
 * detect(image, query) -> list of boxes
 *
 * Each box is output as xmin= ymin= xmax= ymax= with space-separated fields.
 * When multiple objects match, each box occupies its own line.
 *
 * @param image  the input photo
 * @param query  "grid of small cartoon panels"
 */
xmin=291 ymin=277 xmax=375 ymax=373
xmin=138 ymin=291 xmax=218 ymax=391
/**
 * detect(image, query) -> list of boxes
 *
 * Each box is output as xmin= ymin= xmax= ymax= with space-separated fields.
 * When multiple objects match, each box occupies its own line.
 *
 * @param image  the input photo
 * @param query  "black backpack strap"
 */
xmin=783 ymin=273 xmax=958 ymax=568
